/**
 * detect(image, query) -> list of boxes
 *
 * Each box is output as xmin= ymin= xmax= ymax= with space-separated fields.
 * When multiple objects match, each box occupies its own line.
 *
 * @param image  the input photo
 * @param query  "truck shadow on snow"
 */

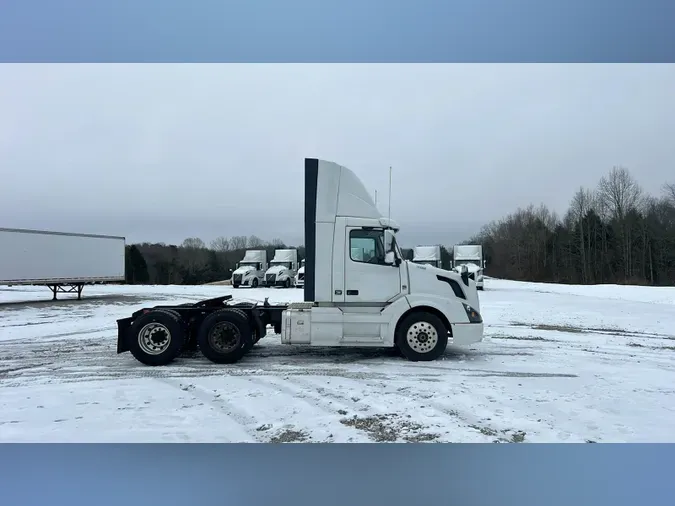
xmin=185 ymin=343 xmax=534 ymax=366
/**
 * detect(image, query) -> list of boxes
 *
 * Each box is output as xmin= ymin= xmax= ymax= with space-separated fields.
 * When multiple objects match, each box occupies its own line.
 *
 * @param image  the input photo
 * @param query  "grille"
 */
xmin=468 ymin=272 xmax=476 ymax=280
xmin=233 ymin=274 xmax=242 ymax=284
xmin=266 ymin=274 xmax=276 ymax=285
xmin=298 ymin=273 xmax=305 ymax=280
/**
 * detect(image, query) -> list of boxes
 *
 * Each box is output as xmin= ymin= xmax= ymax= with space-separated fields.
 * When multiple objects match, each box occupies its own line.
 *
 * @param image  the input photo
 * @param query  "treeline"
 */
xmin=124 ymin=236 xmax=455 ymax=286
xmin=125 ymin=235 xmax=305 ymax=285
xmin=124 ymin=166 xmax=675 ymax=287
xmin=469 ymin=167 xmax=675 ymax=286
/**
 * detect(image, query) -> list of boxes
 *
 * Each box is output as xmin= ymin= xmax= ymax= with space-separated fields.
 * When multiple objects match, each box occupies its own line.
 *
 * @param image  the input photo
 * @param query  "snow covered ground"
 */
xmin=1 ymin=279 xmax=675 ymax=443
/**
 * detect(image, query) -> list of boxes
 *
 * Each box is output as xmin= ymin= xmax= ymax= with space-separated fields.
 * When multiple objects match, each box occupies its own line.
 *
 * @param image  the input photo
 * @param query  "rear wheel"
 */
xmin=395 ymin=312 xmax=448 ymax=362
xmin=197 ymin=309 xmax=253 ymax=364
xmin=128 ymin=309 xmax=186 ymax=366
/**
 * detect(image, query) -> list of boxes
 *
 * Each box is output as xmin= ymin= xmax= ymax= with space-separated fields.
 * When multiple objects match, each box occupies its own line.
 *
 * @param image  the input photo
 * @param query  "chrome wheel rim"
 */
xmin=406 ymin=321 xmax=438 ymax=354
xmin=138 ymin=323 xmax=172 ymax=355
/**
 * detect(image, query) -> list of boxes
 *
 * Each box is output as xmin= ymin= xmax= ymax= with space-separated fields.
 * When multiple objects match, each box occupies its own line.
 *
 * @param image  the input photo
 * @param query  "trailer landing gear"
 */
xmin=47 ymin=283 xmax=85 ymax=301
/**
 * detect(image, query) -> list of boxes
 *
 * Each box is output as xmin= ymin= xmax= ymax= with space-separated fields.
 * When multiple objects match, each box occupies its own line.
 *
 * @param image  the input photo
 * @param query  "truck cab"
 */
xmin=264 ymin=249 xmax=298 ymax=288
xmin=281 ymin=159 xmax=484 ymax=361
xmin=295 ymin=259 xmax=306 ymax=288
xmin=231 ymin=250 xmax=267 ymax=288
xmin=451 ymin=245 xmax=486 ymax=290
xmin=116 ymin=158 xmax=485 ymax=367
xmin=412 ymin=245 xmax=442 ymax=269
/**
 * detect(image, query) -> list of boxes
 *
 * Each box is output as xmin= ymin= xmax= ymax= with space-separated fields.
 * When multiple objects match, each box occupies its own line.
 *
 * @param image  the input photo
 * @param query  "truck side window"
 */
xmin=349 ymin=229 xmax=385 ymax=264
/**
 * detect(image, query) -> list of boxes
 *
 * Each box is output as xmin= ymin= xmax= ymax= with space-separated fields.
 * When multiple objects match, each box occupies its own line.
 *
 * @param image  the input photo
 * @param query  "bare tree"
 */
xmin=596 ymin=166 xmax=643 ymax=279
xmin=569 ymin=187 xmax=595 ymax=282
xmin=597 ymin=166 xmax=642 ymax=221
xmin=182 ymin=237 xmax=206 ymax=250
xmin=247 ymin=235 xmax=264 ymax=248
xmin=663 ymin=182 xmax=675 ymax=204
xmin=210 ymin=236 xmax=231 ymax=251
xmin=229 ymin=236 xmax=248 ymax=250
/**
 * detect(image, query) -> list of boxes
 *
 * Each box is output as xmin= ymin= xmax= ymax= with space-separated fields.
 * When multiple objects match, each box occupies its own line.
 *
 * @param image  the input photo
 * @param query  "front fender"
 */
xmin=381 ymin=294 xmax=473 ymax=345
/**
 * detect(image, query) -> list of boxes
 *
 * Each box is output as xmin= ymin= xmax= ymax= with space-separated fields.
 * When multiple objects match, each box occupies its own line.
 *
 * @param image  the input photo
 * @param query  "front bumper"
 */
xmin=265 ymin=278 xmax=290 ymax=287
xmin=449 ymin=322 xmax=484 ymax=346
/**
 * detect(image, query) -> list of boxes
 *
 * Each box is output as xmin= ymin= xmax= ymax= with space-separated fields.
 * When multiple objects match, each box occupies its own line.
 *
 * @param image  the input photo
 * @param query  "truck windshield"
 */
xmin=239 ymin=262 xmax=259 ymax=268
xmin=271 ymin=262 xmax=293 ymax=269
xmin=414 ymin=260 xmax=439 ymax=267
xmin=456 ymin=260 xmax=481 ymax=267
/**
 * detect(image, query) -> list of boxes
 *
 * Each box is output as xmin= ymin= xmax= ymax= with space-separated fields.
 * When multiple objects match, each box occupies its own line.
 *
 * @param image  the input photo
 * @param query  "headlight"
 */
xmin=463 ymin=304 xmax=482 ymax=323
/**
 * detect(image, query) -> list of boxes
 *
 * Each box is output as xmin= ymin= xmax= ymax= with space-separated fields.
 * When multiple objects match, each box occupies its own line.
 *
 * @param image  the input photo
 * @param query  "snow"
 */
xmin=1 ymin=279 xmax=675 ymax=443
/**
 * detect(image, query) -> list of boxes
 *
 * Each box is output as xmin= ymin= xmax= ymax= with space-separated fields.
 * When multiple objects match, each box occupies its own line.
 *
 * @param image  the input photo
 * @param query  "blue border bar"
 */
xmin=1 ymin=444 xmax=674 ymax=505
xmin=1 ymin=0 xmax=674 ymax=62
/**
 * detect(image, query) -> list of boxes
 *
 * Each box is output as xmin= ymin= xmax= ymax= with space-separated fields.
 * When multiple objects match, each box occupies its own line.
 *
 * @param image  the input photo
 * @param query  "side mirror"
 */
xmin=384 ymin=251 xmax=397 ymax=266
xmin=461 ymin=269 xmax=469 ymax=286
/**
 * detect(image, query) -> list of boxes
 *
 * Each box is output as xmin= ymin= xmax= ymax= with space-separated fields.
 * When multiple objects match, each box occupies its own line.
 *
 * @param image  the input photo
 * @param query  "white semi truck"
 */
xmin=412 ymin=245 xmax=442 ymax=269
xmin=295 ymin=259 xmax=306 ymax=288
xmin=231 ymin=250 xmax=267 ymax=288
xmin=116 ymin=158 xmax=484 ymax=366
xmin=452 ymin=244 xmax=486 ymax=290
xmin=0 ymin=227 xmax=125 ymax=300
xmin=264 ymin=249 xmax=299 ymax=288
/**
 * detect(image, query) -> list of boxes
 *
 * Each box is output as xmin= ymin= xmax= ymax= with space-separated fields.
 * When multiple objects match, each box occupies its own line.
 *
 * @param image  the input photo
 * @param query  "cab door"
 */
xmin=343 ymin=227 xmax=402 ymax=304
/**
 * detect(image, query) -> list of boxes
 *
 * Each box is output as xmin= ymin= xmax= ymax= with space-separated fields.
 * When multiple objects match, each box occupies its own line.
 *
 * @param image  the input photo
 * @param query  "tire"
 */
xmin=227 ymin=308 xmax=256 ymax=352
xmin=252 ymin=278 xmax=259 ymax=288
xmin=395 ymin=312 xmax=448 ymax=362
xmin=197 ymin=309 xmax=253 ymax=364
xmin=232 ymin=284 xmax=240 ymax=289
xmin=284 ymin=278 xmax=291 ymax=288
xmin=128 ymin=309 xmax=186 ymax=366
xmin=390 ymin=342 xmax=405 ymax=358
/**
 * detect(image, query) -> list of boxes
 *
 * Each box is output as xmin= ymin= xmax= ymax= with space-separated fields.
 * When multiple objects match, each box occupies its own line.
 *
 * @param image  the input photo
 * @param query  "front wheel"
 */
xmin=252 ymin=278 xmax=259 ymax=288
xmin=284 ymin=278 xmax=291 ymax=288
xmin=395 ymin=312 xmax=448 ymax=362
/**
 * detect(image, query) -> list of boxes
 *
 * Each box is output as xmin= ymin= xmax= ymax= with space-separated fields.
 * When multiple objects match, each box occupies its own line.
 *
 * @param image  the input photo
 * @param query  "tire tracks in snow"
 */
xmin=155 ymin=377 xmax=260 ymax=442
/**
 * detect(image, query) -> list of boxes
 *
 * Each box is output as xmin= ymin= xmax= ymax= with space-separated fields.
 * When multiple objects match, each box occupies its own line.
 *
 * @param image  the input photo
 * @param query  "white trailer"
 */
xmin=231 ymin=250 xmax=267 ymax=288
xmin=265 ymin=248 xmax=298 ymax=288
xmin=116 ymin=158 xmax=484 ymax=366
xmin=295 ymin=259 xmax=306 ymax=288
xmin=412 ymin=245 xmax=442 ymax=269
xmin=452 ymin=244 xmax=486 ymax=290
xmin=0 ymin=227 xmax=125 ymax=300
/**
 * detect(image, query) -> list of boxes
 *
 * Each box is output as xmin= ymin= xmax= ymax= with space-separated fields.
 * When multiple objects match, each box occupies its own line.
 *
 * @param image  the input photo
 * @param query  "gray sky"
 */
xmin=1 ymin=64 xmax=674 ymax=248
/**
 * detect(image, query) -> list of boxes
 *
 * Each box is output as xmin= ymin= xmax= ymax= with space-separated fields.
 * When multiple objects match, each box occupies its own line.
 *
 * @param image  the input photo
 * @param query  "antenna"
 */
xmin=375 ymin=189 xmax=378 ymax=207
xmin=388 ymin=166 xmax=392 ymax=221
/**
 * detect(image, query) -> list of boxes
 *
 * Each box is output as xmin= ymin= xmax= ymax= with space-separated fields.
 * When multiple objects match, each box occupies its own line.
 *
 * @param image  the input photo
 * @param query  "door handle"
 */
xmin=346 ymin=290 xmax=359 ymax=296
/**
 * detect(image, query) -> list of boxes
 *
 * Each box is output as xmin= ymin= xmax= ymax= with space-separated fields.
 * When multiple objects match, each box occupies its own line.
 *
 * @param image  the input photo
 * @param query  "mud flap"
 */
xmin=250 ymin=307 xmax=267 ymax=343
xmin=116 ymin=317 xmax=133 ymax=353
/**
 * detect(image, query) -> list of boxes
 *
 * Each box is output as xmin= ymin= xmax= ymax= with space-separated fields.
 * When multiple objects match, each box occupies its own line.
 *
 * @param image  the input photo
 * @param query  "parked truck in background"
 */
xmin=452 ymin=244 xmax=486 ymax=290
xmin=412 ymin=245 xmax=442 ymax=269
xmin=295 ymin=259 xmax=306 ymax=288
xmin=231 ymin=250 xmax=267 ymax=288
xmin=0 ymin=227 xmax=125 ymax=300
xmin=265 ymin=249 xmax=298 ymax=288
xmin=115 ymin=158 xmax=484 ymax=366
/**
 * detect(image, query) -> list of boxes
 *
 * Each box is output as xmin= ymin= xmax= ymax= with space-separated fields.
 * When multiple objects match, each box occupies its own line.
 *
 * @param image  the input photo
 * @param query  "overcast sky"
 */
xmin=1 ymin=64 xmax=674 ymax=248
